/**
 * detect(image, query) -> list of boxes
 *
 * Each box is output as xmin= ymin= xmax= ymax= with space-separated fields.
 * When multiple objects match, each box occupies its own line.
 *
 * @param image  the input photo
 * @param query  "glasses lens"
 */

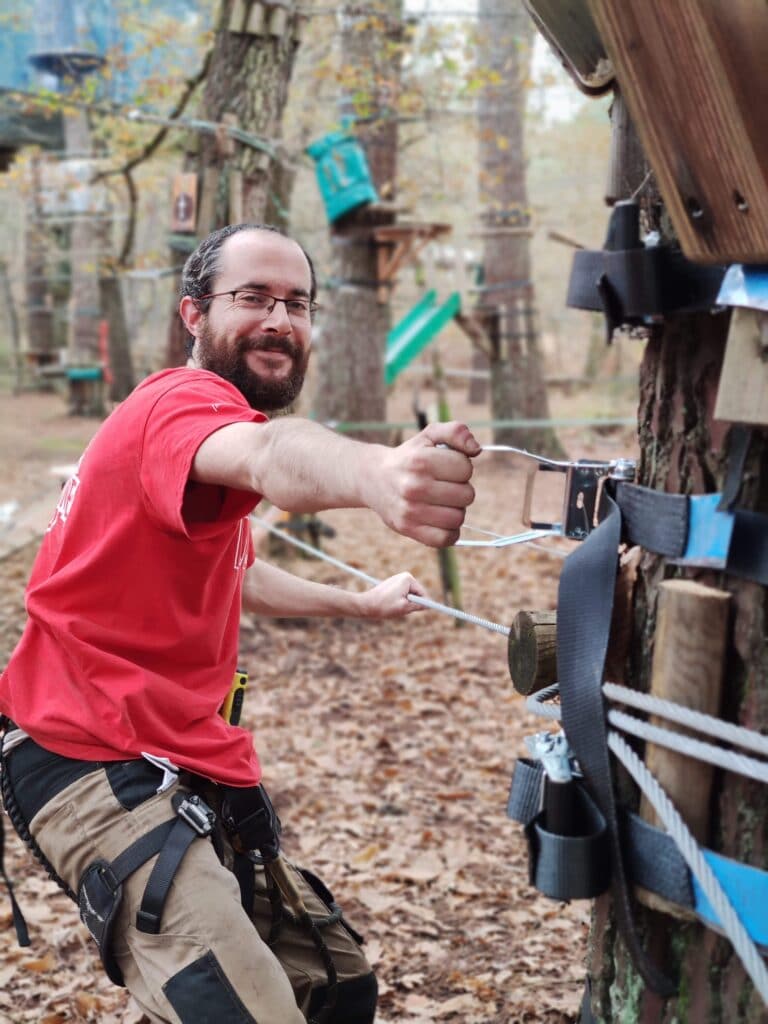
xmin=233 ymin=292 xmax=312 ymax=319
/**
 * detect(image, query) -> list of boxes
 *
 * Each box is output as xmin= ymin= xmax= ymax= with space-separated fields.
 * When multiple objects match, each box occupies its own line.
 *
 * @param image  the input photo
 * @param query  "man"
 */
xmin=0 ymin=223 xmax=480 ymax=1023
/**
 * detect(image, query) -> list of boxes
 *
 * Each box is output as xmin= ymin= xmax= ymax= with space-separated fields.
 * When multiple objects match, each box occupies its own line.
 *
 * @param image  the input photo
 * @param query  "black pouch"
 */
xmin=78 ymin=858 xmax=126 ymax=986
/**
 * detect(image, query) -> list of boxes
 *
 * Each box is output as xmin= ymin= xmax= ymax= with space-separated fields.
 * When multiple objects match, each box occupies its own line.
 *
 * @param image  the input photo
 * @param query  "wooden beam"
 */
xmin=507 ymin=610 xmax=557 ymax=696
xmin=373 ymin=222 xmax=451 ymax=302
xmin=588 ymin=0 xmax=768 ymax=263
xmin=635 ymin=578 xmax=730 ymax=918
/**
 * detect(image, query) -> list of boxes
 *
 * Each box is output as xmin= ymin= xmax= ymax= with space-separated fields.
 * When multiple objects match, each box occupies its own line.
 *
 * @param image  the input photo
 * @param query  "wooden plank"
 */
xmin=635 ymin=579 xmax=730 ymax=919
xmin=714 ymin=308 xmax=768 ymax=426
xmin=588 ymin=0 xmax=768 ymax=263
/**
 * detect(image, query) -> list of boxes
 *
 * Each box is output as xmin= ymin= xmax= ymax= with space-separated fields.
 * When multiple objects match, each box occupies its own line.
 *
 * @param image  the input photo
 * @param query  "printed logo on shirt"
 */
xmin=234 ymin=517 xmax=250 ymax=571
xmin=47 ymin=460 xmax=82 ymax=532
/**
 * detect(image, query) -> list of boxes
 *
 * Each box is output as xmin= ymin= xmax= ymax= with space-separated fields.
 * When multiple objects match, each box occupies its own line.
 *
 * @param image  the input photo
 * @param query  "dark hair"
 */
xmin=180 ymin=222 xmax=317 ymax=312
xmin=180 ymin=223 xmax=317 ymax=357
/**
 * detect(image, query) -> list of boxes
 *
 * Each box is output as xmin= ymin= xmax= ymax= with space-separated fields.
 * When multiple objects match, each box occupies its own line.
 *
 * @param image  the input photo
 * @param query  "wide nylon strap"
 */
xmin=556 ymin=495 xmax=676 ymax=997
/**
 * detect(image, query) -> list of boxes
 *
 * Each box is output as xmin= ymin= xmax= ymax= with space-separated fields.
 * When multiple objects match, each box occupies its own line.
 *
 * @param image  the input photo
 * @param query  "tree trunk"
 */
xmin=24 ymin=157 xmax=56 ymax=370
xmin=477 ymin=0 xmax=561 ymax=455
xmin=310 ymin=1 xmax=403 ymax=439
xmin=99 ymin=273 xmax=135 ymax=402
xmin=165 ymin=0 xmax=304 ymax=366
xmin=586 ymin=93 xmax=768 ymax=1024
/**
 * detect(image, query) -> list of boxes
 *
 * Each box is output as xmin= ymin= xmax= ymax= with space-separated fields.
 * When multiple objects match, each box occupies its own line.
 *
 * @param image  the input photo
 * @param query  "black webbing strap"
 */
xmin=0 ymin=717 xmax=29 ymax=946
xmin=134 ymin=817 xmax=200 ymax=934
xmin=508 ymin=759 xmax=694 ymax=910
xmin=728 ymin=509 xmax=768 ymax=586
xmin=614 ymin=484 xmax=688 ymax=557
xmin=718 ymin=426 xmax=753 ymax=512
xmin=0 ymin=816 xmax=30 ymax=946
xmin=556 ymin=496 xmax=676 ymax=995
xmin=108 ymin=819 xmax=177 ymax=889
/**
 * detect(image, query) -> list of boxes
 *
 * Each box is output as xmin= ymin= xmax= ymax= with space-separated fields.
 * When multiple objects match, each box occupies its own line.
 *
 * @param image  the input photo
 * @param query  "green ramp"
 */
xmin=385 ymin=290 xmax=461 ymax=385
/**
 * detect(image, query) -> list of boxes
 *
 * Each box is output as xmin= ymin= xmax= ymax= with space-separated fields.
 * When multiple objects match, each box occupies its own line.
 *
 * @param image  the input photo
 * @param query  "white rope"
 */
xmin=603 ymin=682 xmax=768 ymax=759
xmin=607 ymin=709 xmax=768 ymax=785
xmin=251 ymin=516 xmax=511 ymax=636
xmin=608 ymin=732 xmax=768 ymax=1004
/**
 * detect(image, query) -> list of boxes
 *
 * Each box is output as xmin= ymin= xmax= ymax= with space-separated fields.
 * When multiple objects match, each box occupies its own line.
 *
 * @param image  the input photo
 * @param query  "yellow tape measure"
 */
xmin=220 ymin=669 xmax=248 ymax=726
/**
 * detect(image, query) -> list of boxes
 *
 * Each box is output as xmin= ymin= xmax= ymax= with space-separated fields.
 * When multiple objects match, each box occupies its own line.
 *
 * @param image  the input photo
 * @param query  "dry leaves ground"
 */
xmin=0 ymin=387 xmax=636 ymax=1024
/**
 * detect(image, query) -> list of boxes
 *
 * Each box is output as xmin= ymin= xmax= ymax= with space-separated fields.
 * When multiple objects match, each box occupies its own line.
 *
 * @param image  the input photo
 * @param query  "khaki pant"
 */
xmin=3 ymin=741 xmax=374 ymax=1023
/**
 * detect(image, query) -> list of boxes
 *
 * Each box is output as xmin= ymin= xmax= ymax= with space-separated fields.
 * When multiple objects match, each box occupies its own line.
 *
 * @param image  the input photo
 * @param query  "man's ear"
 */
xmin=179 ymin=296 xmax=204 ymax=338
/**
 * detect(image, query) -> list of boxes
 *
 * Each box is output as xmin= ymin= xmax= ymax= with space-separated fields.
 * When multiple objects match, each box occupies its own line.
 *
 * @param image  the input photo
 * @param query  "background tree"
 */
xmin=310 ymin=0 xmax=404 ymax=438
xmin=475 ymin=0 xmax=561 ymax=454
xmin=165 ymin=0 xmax=305 ymax=366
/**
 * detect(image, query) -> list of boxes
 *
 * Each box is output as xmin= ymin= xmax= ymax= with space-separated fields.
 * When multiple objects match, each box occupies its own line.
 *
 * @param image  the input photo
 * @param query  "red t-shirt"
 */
xmin=0 ymin=368 xmax=266 ymax=786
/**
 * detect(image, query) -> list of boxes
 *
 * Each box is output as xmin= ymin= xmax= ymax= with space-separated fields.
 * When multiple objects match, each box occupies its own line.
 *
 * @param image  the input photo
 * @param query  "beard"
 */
xmin=195 ymin=319 xmax=309 ymax=412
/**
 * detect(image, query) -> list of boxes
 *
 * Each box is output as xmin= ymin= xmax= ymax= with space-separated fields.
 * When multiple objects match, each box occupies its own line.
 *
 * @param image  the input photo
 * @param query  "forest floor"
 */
xmin=0 ymin=378 xmax=637 ymax=1024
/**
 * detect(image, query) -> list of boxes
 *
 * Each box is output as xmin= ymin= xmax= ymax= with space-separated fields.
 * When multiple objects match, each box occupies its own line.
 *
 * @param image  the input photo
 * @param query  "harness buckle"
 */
xmin=515 ymin=449 xmax=635 ymax=540
xmin=173 ymin=793 xmax=215 ymax=837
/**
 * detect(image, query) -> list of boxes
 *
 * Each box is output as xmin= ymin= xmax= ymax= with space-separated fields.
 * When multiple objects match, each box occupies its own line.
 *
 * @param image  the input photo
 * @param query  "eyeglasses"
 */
xmin=197 ymin=289 xmax=319 ymax=320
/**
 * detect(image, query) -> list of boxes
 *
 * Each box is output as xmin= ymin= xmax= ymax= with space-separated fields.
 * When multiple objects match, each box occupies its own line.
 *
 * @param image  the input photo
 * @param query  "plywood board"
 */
xmin=714 ymin=308 xmax=768 ymax=426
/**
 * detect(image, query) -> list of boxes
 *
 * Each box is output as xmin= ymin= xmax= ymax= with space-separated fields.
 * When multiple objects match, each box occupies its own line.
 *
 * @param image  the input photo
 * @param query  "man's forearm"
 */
xmin=192 ymin=417 xmax=480 ymax=548
xmin=242 ymin=558 xmax=367 ymax=618
xmin=192 ymin=418 xmax=380 ymax=513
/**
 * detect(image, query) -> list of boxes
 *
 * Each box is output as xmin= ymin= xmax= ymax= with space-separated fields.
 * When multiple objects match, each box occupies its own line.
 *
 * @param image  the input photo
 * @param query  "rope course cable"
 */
xmin=608 ymin=732 xmax=768 ymax=1004
xmin=250 ymin=515 xmax=511 ymax=636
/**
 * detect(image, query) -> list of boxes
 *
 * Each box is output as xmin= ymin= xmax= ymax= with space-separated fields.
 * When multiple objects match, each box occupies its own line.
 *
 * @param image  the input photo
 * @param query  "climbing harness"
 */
xmin=0 ymin=721 xmax=217 ymax=987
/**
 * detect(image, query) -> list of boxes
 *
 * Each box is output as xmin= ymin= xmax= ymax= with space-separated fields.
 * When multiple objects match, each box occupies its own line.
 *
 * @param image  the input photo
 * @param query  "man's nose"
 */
xmin=260 ymin=299 xmax=292 ymax=332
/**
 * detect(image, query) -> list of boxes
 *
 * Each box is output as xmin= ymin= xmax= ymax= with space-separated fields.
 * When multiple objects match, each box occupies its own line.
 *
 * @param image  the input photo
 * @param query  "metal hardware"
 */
xmin=526 ymin=730 xmax=576 ymax=783
xmin=174 ymin=793 xmax=215 ymax=837
xmin=509 ymin=448 xmax=635 ymax=540
xmin=452 ymin=445 xmax=635 ymax=548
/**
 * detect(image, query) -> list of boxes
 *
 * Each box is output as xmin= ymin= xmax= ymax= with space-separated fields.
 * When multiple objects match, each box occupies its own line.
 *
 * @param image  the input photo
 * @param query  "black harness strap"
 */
xmin=133 ymin=817 xmax=198 ymax=934
xmin=556 ymin=496 xmax=676 ymax=996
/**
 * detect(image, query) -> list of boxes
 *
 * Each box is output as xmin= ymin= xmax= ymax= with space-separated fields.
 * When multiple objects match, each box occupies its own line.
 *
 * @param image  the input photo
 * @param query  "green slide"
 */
xmin=384 ymin=290 xmax=461 ymax=385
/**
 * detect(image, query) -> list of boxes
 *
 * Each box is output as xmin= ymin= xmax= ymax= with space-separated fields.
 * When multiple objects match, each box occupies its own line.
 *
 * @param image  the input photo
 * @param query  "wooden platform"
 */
xmin=589 ymin=0 xmax=768 ymax=263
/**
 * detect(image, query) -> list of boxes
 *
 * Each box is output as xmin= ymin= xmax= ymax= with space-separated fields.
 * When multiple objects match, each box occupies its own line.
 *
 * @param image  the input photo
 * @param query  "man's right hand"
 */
xmin=368 ymin=421 xmax=481 ymax=548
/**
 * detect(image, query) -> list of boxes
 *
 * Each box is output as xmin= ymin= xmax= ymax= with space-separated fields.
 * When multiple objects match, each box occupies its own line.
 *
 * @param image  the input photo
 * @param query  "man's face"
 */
xmin=190 ymin=231 xmax=313 ymax=412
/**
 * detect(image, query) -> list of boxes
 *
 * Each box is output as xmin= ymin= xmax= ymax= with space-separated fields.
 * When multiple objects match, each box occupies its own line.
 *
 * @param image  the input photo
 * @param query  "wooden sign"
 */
xmin=715 ymin=308 xmax=768 ymax=426
xmin=170 ymin=173 xmax=197 ymax=233
xmin=588 ymin=0 xmax=768 ymax=264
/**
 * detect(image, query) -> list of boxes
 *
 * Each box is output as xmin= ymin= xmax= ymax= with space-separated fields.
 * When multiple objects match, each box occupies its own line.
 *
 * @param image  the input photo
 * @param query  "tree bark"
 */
xmin=477 ymin=0 xmax=561 ymax=455
xmin=310 ymin=0 xmax=404 ymax=439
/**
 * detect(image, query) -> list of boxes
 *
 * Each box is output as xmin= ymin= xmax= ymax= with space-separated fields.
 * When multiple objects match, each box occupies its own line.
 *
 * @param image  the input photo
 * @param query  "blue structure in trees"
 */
xmin=0 ymin=0 xmax=209 ymax=103
xmin=306 ymin=127 xmax=378 ymax=223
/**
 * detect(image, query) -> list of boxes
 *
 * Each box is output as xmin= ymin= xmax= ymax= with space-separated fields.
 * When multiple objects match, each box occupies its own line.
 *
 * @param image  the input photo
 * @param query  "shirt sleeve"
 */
xmin=139 ymin=373 xmax=267 ymax=538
